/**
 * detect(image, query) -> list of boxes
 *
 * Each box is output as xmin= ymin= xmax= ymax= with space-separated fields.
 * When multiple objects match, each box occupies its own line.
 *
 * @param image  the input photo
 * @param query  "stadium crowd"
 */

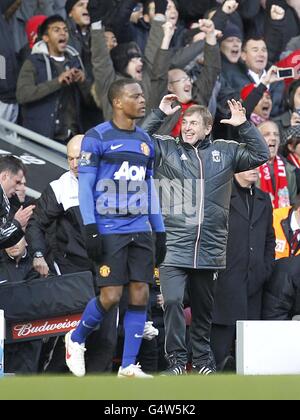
xmin=0 ymin=0 xmax=300 ymax=377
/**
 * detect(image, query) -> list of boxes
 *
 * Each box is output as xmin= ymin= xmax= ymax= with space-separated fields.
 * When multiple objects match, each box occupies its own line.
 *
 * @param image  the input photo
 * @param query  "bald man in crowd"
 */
xmin=26 ymin=135 xmax=118 ymax=373
xmin=26 ymin=134 xmax=86 ymax=276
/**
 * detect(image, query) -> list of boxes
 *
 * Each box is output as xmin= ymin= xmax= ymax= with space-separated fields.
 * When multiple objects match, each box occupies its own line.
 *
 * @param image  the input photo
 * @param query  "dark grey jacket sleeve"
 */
xmin=234 ymin=121 xmax=270 ymax=173
xmin=141 ymin=109 xmax=167 ymax=136
xmin=26 ymin=184 xmax=63 ymax=256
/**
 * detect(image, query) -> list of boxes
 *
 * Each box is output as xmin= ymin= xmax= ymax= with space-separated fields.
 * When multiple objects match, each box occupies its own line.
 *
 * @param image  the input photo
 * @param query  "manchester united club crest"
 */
xmin=80 ymin=151 xmax=92 ymax=166
xmin=99 ymin=265 xmax=111 ymax=278
xmin=141 ymin=143 xmax=150 ymax=156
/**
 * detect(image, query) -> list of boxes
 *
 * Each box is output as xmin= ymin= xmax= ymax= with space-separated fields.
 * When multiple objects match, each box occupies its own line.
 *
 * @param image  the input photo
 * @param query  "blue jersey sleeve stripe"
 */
xmin=84 ymin=128 xmax=101 ymax=140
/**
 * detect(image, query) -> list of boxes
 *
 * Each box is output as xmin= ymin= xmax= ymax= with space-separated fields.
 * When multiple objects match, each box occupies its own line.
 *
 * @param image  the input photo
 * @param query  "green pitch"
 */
xmin=1 ymin=374 xmax=300 ymax=400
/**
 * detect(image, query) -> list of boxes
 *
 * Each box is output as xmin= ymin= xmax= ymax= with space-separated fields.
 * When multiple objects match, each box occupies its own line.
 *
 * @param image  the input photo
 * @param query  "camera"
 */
xmin=277 ymin=67 xmax=294 ymax=79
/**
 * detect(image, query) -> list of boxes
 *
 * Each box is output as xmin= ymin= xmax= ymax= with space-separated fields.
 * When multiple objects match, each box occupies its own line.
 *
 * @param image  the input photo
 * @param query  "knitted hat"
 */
xmin=25 ymin=15 xmax=47 ymax=49
xmin=110 ymin=42 xmax=142 ymax=76
xmin=65 ymin=0 xmax=79 ymax=14
xmin=240 ymin=83 xmax=270 ymax=101
xmin=221 ymin=22 xmax=243 ymax=42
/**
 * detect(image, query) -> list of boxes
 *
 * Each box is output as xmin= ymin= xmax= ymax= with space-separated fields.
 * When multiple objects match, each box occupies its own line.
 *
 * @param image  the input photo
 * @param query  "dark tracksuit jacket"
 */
xmin=142 ymin=110 xmax=270 ymax=366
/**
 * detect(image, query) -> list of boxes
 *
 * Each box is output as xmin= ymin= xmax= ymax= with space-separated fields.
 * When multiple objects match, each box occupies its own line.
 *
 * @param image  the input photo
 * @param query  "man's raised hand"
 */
xmin=220 ymin=99 xmax=247 ymax=127
xmin=14 ymin=205 xmax=35 ymax=230
xmin=159 ymin=94 xmax=181 ymax=115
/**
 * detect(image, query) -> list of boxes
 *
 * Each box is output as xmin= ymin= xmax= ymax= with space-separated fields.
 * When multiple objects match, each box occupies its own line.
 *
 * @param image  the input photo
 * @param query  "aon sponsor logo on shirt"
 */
xmin=114 ymin=161 xmax=146 ymax=181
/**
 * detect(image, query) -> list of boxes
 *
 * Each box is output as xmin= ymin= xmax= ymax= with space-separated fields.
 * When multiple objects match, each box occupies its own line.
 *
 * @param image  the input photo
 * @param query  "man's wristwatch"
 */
xmin=33 ymin=251 xmax=44 ymax=258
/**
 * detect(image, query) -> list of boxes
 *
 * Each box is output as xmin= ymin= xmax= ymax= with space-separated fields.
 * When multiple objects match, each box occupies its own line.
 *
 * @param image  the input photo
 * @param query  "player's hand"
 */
xmin=84 ymin=223 xmax=103 ymax=263
xmin=220 ymin=99 xmax=247 ymax=127
xmin=155 ymin=232 xmax=167 ymax=267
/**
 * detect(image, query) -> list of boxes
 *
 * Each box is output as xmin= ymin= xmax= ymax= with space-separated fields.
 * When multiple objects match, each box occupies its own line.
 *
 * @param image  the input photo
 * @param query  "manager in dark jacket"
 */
xmin=211 ymin=169 xmax=275 ymax=371
xmin=143 ymin=98 xmax=270 ymax=375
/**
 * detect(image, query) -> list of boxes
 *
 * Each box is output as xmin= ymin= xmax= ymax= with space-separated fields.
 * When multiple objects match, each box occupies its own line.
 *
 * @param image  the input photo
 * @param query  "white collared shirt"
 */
xmin=291 ymin=211 xmax=300 ymax=241
xmin=248 ymin=69 xmax=267 ymax=86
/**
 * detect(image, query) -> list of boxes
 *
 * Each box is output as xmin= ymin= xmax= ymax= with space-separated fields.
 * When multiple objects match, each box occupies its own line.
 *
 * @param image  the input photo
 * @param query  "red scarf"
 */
xmin=259 ymin=156 xmax=290 ymax=209
xmin=171 ymin=102 xmax=195 ymax=138
xmin=287 ymin=152 xmax=300 ymax=169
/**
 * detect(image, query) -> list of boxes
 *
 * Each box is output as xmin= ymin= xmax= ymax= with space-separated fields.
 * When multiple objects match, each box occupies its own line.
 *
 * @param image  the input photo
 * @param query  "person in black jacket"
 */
xmin=263 ymin=254 xmax=300 ymax=321
xmin=142 ymin=97 xmax=270 ymax=375
xmin=26 ymin=135 xmax=117 ymax=374
xmin=0 ymin=156 xmax=34 ymax=250
xmin=1 ymin=237 xmax=42 ymax=374
xmin=211 ymin=168 xmax=275 ymax=371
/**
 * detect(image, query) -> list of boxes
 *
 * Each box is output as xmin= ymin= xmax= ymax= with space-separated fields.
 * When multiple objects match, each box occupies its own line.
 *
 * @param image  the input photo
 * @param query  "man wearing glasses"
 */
xmin=153 ymin=19 xmax=221 ymax=137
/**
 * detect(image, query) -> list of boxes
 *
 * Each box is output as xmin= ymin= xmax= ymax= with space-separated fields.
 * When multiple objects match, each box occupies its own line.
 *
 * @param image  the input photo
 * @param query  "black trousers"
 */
xmin=5 ymin=340 xmax=43 ymax=374
xmin=160 ymin=266 xmax=217 ymax=367
xmin=210 ymin=324 xmax=236 ymax=369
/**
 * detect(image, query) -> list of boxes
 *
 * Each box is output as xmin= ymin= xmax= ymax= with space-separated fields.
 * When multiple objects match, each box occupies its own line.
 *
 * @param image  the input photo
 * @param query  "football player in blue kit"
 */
xmin=65 ymin=79 xmax=167 ymax=378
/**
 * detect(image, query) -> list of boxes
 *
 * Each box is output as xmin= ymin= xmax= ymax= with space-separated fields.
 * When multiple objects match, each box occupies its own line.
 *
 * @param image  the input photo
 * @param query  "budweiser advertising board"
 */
xmin=6 ymin=314 xmax=82 ymax=343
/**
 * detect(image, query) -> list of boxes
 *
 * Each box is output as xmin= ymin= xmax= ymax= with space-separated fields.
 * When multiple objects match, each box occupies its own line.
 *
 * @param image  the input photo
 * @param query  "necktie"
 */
xmin=290 ymin=229 xmax=300 ymax=255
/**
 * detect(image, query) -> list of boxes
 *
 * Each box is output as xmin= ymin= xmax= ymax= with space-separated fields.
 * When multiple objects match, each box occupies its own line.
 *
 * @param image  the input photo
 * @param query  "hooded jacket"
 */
xmin=16 ymin=41 xmax=85 ymax=139
xmin=142 ymin=111 xmax=270 ymax=270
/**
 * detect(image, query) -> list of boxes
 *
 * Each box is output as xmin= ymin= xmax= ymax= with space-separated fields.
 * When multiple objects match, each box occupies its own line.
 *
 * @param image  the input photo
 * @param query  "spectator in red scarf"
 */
xmin=257 ymin=120 xmax=297 ymax=208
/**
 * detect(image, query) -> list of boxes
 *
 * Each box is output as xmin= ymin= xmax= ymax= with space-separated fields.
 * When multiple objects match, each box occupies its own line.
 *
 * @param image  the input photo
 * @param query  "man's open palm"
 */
xmin=220 ymin=99 xmax=247 ymax=127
